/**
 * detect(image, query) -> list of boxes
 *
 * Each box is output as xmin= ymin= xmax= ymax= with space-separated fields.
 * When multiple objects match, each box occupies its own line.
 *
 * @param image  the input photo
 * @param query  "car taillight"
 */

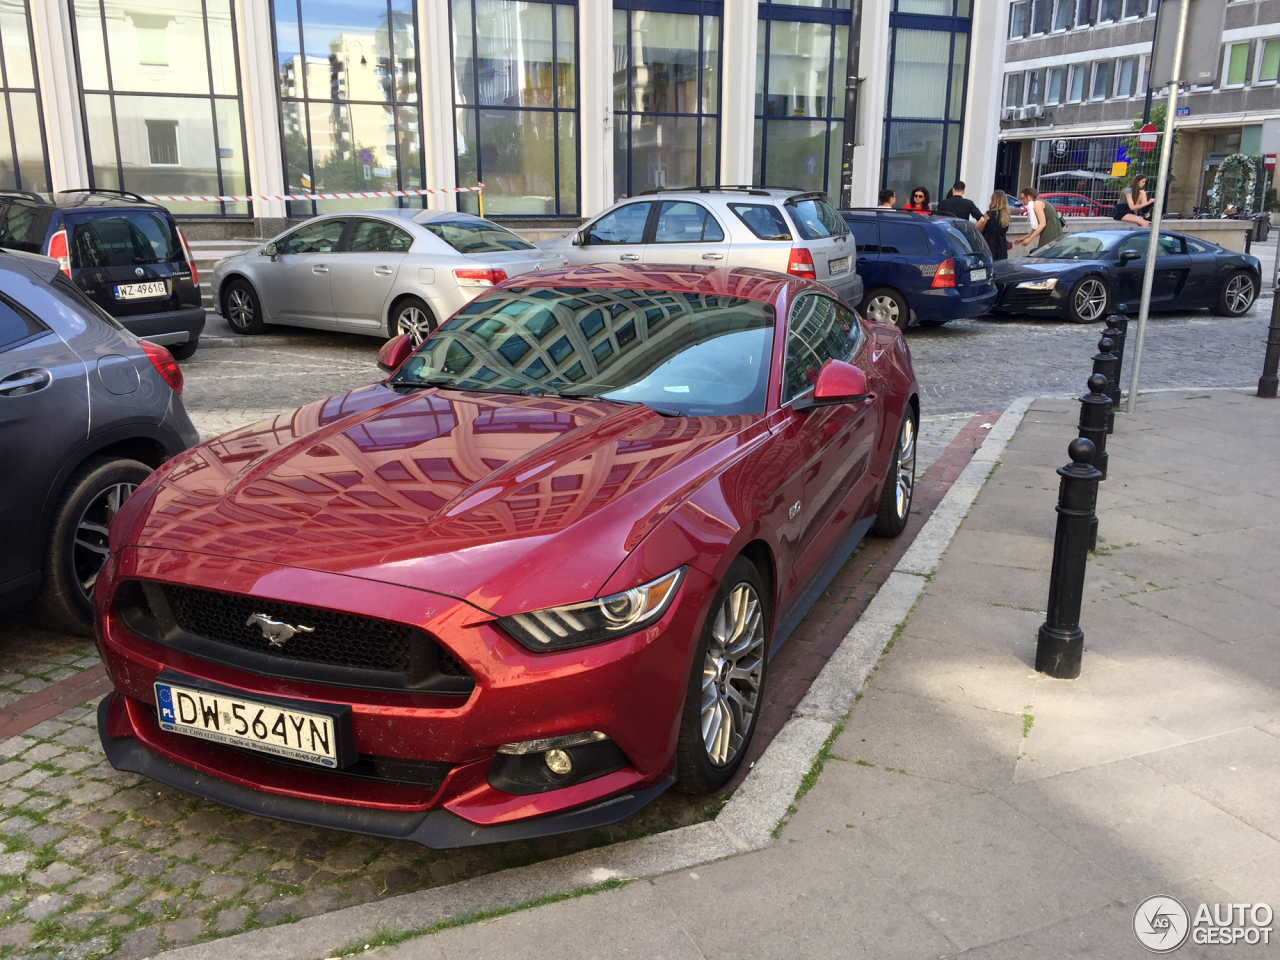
xmin=139 ymin=339 xmax=183 ymax=394
xmin=46 ymin=228 xmax=70 ymax=276
xmin=932 ymin=257 xmax=956 ymax=289
xmin=787 ymin=247 xmax=815 ymax=278
xmin=177 ymin=228 xmax=198 ymax=286
xmin=453 ymin=268 xmax=507 ymax=287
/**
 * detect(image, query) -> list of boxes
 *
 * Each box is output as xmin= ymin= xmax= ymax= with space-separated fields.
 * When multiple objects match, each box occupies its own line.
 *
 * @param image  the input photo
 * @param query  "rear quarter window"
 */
xmin=0 ymin=204 xmax=52 ymax=254
xmin=0 ymin=293 xmax=46 ymax=351
xmin=878 ymin=223 xmax=930 ymax=257
xmin=845 ymin=219 xmax=879 ymax=253
xmin=729 ymin=204 xmax=792 ymax=241
xmin=786 ymin=199 xmax=848 ymax=240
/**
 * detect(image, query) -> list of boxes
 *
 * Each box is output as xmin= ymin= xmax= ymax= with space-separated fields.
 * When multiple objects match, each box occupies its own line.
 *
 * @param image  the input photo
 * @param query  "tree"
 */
xmin=1107 ymin=104 xmax=1183 ymax=198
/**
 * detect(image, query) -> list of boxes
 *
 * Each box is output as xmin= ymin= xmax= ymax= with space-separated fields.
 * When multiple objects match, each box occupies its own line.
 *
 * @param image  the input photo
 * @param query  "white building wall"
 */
xmin=848 ymin=0 xmax=891 ymax=206
xmin=578 ymin=0 xmax=615 ymax=219
xmin=236 ymin=0 xmax=285 ymax=223
xmin=720 ymin=0 xmax=759 ymax=186
xmin=960 ymin=0 xmax=1007 ymax=201
xmin=418 ymin=0 xmax=458 ymax=208
xmin=29 ymin=0 xmax=88 ymax=192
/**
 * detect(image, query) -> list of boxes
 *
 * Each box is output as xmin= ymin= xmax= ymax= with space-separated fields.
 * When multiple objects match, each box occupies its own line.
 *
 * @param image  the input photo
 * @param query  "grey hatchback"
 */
xmin=0 ymin=250 xmax=198 ymax=634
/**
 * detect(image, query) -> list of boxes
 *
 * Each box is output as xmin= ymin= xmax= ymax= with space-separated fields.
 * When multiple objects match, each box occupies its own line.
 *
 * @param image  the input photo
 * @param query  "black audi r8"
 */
xmin=991 ymin=229 xmax=1261 ymax=323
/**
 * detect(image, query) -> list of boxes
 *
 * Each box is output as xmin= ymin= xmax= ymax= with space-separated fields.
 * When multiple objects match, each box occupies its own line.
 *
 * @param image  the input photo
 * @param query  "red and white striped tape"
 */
xmin=137 ymin=185 xmax=484 ymax=204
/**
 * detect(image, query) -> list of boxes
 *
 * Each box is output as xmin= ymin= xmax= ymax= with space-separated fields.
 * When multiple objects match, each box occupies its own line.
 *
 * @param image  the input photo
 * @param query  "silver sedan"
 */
xmin=210 ymin=210 xmax=567 ymax=345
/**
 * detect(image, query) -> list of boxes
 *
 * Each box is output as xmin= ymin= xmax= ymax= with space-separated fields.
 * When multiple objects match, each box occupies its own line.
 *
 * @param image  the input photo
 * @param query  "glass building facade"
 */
xmin=70 ymin=0 xmax=250 ymax=216
xmin=273 ymin=0 xmax=423 ymax=216
xmin=612 ymin=1 xmax=721 ymax=200
xmin=451 ymin=0 xmax=578 ymax=216
xmin=881 ymin=0 xmax=972 ymax=204
xmin=0 ymin=0 xmax=48 ymax=193
xmin=753 ymin=1 xmax=850 ymax=200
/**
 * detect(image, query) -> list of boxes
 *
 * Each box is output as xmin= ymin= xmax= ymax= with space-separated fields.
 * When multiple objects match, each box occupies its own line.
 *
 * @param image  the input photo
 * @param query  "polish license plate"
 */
xmin=115 ymin=281 xmax=168 ymax=300
xmin=828 ymin=256 xmax=851 ymax=276
xmin=154 ymin=679 xmax=345 ymax=767
xmin=970 ymin=268 xmax=988 ymax=282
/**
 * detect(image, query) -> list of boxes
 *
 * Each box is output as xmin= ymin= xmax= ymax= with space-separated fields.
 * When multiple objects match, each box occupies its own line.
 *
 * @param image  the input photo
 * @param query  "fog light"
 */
xmin=544 ymin=749 xmax=573 ymax=775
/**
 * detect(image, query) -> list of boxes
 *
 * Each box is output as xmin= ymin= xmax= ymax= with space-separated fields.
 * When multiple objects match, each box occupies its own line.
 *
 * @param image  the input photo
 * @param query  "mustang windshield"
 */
xmin=391 ymin=287 xmax=776 ymax=416
xmin=1031 ymin=233 xmax=1112 ymax=260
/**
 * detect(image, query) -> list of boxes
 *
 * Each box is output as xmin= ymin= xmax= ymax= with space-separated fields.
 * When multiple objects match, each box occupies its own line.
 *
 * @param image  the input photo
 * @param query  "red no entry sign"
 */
xmin=1138 ymin=124 xmax=1158 ymax=153
xmin=1266 ymin=154 xmax=1277 ymax=172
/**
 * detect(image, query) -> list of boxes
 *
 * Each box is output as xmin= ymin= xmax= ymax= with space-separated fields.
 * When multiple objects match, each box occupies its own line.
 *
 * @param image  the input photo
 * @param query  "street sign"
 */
xmin=1139 ymin=124 xmax=1158 ymax=153
xmin=1266 ymin=154 xmax=1277 ymax=172
xmin=1176 ymin=106 xmax=1190 ymax=116
xmin=357 ymin=148 xmax=373 ymax=165
xmin=1151 ymin=0 xmax=1227 ymax=87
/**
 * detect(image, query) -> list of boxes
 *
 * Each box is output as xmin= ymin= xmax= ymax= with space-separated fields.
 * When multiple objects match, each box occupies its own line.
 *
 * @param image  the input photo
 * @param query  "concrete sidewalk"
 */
xmin=366 ymin=390 xmax=1280 ymax=960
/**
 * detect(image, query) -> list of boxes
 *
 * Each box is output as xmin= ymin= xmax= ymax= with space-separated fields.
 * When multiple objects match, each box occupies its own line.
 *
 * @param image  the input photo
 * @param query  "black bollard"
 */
xmin=1259 ymin=286 xmax=1280 ymax=399
xmin=1036 ymin=438 xmax=1102 ymax=680
xmin=1078 ymin=373 xmax=1109 ymax=481
xmin=1102 ymin=304 xmax=1129 ymax=409
xmin=1092 ymin=337 xmax=1119 ymax=434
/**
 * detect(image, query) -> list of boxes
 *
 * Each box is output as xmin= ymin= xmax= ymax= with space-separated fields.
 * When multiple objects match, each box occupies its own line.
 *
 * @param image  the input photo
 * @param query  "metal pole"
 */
xmin=1259 ymin=288 xmax=1280 ymax=398
xmin=1126 ymin=0 xmax=1191 ymax=415
xmin=1142 ymin=0 xmax=1163 ymax=125
xmin=840 ymin=0 xmax=863 ymax=208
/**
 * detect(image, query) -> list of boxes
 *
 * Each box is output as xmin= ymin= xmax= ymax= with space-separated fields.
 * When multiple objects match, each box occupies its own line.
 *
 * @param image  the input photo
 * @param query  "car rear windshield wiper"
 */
xmin=555 ymin=390 xmax=685 ymax=418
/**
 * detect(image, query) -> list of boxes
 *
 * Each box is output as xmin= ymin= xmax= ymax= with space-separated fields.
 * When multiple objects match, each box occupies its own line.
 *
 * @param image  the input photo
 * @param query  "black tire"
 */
xmin=917 ymin=318 xmax=948 ymax=328
xmin=1212 ymin=270 xmax=1257 ymax=317
xmin=673 ymin=556 xmax=770 ymax=794
xmin=168 ymin=339 xmax=199 ymax=360
xmin=389 ymin=296 xmax=436 ymax=346
xmin=861 ymin=286 xmax=911 ymax=332
xmin=870 ymin=408 xmax=917 ymax=538
xmin=35 ymin=457 xmax=153 ymax=636
xmin=222 ymin=279 xmax=265 ymax=335
xmin=1065 ymin=275 xmax=1109 ymax=324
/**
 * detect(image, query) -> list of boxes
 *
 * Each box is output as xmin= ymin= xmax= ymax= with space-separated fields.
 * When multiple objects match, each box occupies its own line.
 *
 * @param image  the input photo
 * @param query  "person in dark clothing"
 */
xmin=935 ymin=181 xmax=985 ymax=221
xmin=975 ymin=189 xmax=1011 ymax=261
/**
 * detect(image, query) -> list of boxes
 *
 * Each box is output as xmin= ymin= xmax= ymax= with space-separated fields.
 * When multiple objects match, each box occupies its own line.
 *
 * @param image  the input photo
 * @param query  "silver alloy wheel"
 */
xmin=73 ymin=481 xmax=136 ymax=599
xmin=895 ymin=416 xmax=917 ymax=519
xmin=396 ymin=305 xmax=433 ymax=346
xmin=866 ymin=294 xmax=900 ymax=325
xmin=225 ymin=287 xmax=254 ymax=329
xmin=1072 ymin=278 xmax=1108 ymax=322
xmin=1224 ymin=274 xmax=1255 ymax=314
xmin=701 ymin=582 xmax=765 ymax=767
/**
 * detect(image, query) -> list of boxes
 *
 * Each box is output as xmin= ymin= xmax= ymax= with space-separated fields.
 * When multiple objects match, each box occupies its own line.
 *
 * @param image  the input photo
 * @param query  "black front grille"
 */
xmin=118 ymin=581 xmax=472 ymax=695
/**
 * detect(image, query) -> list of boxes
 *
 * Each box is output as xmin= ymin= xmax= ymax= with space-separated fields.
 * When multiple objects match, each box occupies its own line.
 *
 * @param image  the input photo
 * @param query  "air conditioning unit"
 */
xmin=1001 ymin=107 xmax=1018 ymax=121
xmin=1028 ymin=104 xmax=1046 ymax=119
xmin=1016 ymin=107 xmax=1031 ymax=121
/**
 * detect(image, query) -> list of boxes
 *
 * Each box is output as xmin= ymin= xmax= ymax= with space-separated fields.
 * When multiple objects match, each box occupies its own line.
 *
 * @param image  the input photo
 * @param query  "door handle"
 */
xmin=374 ymin=266 xmax=394 ymax=276
xmin=0 ymin=369 xmax=51 ymax=396
xmin=620 ymin=254 xmax=640 ymax=261
xmin=702 ymin=252 xmax=724 ymax=260
xmin=312 ymin=264 xmax=329 ymax=275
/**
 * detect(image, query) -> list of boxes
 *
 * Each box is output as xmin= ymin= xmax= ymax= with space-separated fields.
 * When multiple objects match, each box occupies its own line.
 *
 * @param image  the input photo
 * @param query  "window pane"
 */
xmin=1046 ymin=66 xmax=1063 ymax=103
xmin=1053 ymin=0 xmax=1071 ymax=30
xmin=1076 ymin=0 xmax=1091 ymax=26
xmin=215 ymin=98 xmax=249 ymax=216
xmin=282 ymin=100 xmax=312 ymax=198
xmin=1262 ymin=40 xmax=1280 ymax=83
xmin=883 ymin=121 xmax=944 ymax=208
xmin=114 ymin=95 xmax=220 ymax=215
xmin=558 ymin=111 xmax=577 ymax=214
xmin=474 ymin=0 xmax=554 ymax=107
xmin=654 ymin=201 xmax=716 ymax=243
xmin=701 ymin=117 xmax=718 ymax=187
xmin=897 ymin=0 xmax=952 ymax=12
xmin=72 ymin=1 xmax=110 ymax=91
xmin=477 ymin=108 xmax=557 ymax=215
xmin=702 ymin=16 xmax=720 ymax=115
xmin=613 ymin=9 xmax=627 ymax=112
xmin=629 ymin=11 xmax=700 ymax=114
xmin=878 ymin=222 xmax=929 ymax=255
xmin=1091 ymin=61 xmax=1111 ymax=99
xmin=349 ymin=219 xmax=407 ymax=252
xmin=891 ymin=29 xmax=951 ymax=119
xmin=613 ymin=111 xmax=627 ymax=200
xmin=0 ymin=103 xmax=12 ymax=190
xmin=755 ymin=21 xmax=766 ymax=114
xmin=765 ymin=21 xmax=832 ymax=119
xmin=398 ymin=105 xmax=423 ymax=191
xmin=586 ymin=202 xmax=650 ymax=244
xmin=784 ymin=295 xmax=854 ymax=402
xmin=826 ymin=119 xmax=844 ymax=200
xmin=1068 ymin=64 xmax=1085 ymax=100
xmin=310 ymin=102 xmax=401 ymax=212
xmin=1009 ymin=2 xmax=1027 ymax=39
xmin=207 ymin=0 xmax=239 ymax=96
xmin=281 ymin=218 xmax=347 ymax=254
xmin=107 ymin=0 xmax=210 ymax=95
xmin=1226 ymin=43 xmax=1248 ymax=86
xmin=1116 ymin=57 xmax=1134 ymax=96
xmin=83 ymin=93 xmax=120 ymax=190
xmin=556 ymin=4 xmax=574 ymax=108
xmin=942 ymin=124 xmax=960 ymax=197
xmin=752 ymin=118 xmax=762 ymax=185
xmin=949 ymin=33 xmax=968 ymax=120
xmin=299 ymin=0 xmax=394 ymax=103
xmin=630 ymin=114 xmax=700 ymax=191
xmin=763 ymin=119 xmax=828 ymax=193
xmin=455 ymin=107 xmax=478 ymax=212
xmin=393 ymin=0 xmax=419 ymax=102
xmin=8 ymin=93 xmax=44 ymax=190
xmin=453 ymin=0 xmax=474 ymax=105
xmin=0 ymin=0 xmax=35 ymax=88
xmin=829 ymin=25 xmax=847 ymax=119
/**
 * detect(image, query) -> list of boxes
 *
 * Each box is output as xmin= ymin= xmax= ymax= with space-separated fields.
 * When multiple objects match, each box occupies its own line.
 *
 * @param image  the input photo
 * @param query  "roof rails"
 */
xmin=635 ymin=185 xmax=823 ymax=199
xmin=0 ymin=190 xmax=46 ymax=203
xmin=57 ymin=187 xmax=148 ymax=203
xmin=839 ymin=207 xmax=927 ymax=219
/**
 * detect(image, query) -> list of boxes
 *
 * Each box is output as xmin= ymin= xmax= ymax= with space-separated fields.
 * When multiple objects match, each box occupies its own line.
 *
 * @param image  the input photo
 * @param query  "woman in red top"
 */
xmin=903 ymin=187 xmax=931 ymax=213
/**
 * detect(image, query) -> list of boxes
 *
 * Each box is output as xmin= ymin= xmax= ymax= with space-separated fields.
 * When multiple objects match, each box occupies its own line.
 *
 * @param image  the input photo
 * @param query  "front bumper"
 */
xmin=990 ymin=281 xmax=1067 ymax=315
xmin=120 ymin=306 xmax=207 ymax=346
xmin=94 ymin=546 xmax=707 ymax=844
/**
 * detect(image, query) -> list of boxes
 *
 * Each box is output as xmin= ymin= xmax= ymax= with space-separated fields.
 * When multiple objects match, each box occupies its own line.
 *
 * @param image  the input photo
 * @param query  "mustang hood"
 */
xmin=123 ymin=384 xmax=762 ymax=614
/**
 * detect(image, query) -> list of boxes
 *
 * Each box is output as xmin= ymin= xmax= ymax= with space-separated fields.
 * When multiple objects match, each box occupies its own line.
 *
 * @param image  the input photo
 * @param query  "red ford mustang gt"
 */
xmin=95 ymin=264 xmax=919 ymax=848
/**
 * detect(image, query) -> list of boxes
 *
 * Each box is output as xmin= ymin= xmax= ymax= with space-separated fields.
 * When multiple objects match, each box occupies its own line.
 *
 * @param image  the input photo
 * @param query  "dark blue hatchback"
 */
xmin=840 ymin=209 xmax=996 ymax=330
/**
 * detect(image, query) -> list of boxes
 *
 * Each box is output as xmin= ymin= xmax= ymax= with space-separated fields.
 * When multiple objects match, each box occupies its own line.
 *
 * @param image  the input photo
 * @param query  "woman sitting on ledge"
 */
xmin=1113 ymin=174 xmax=1155 ymax=226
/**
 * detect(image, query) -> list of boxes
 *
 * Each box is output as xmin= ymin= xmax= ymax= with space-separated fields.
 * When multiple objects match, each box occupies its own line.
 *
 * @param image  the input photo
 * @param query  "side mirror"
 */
xmin=262 ymin=242 xmax=278 ymax=259
xmin=376 ymin=334 xmax=414 ymax=375
xmin=572 ymin=230 xmax=587 ymax=246
xmin=1119 ymin=249 xmax=1139 ymax=264
xmin=791 ymin=360 xmax=873 ymax=412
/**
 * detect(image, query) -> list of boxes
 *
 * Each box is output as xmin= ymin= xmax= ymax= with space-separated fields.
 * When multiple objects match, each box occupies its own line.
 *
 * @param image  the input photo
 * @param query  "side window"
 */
xmin=846 ymin=219 xmax=879 ymax=253
xmin=1185 ymin=237 xmax=1212 ymax=254
xmin=584 ymin=203 xmax=651 ymax=245
xmin=783 ymin=295 xmax=860 ymax=403
xmin=0 ymin=294 xmax=47 ymax=352
xmin=942 ymin=226 xmax=973 ymax=258
xmin=653 ymin=202 xmax=725 ymax=243
xmin=347 ymin=219 xmax=413 ymax=253
xmin=280 ymin=218 xmax=348 ymax=255
xmin=878 ymin=223 xmax=930 ymax=256
xmin=785 ymin=199 xmax=848 ymax=240
xmin=729 ymin=204 xmax=792 ymax=241
xmin=1156 ymin=234 xmax=1183 ymax=256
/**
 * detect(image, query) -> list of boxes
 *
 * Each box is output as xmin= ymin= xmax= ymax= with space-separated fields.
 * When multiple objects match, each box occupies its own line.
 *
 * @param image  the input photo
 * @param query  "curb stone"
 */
xmin=150 ymin=398 xmax=1035 ymax=960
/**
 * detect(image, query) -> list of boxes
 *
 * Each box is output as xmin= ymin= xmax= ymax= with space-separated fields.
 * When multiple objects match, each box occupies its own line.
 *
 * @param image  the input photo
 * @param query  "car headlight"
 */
xmin=498 ymin=567 xmax=685 ymax=652
xmin=1015 ymin=277 xmax=1058 ymax=291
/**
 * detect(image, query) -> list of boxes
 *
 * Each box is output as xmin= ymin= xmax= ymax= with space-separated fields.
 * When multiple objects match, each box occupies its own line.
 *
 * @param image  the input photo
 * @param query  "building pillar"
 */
xmin=578 ymin=0 xmax=613 ymax=218
xmin=419 ymin=0 xmax=457 ymax=208
xmin=236 ymin=0 xmax=287 ymax=231
xmin=720 ymin=0 xmax=758 ymax=186
xmin=959 ymin=0 xmax=1005 ymax=202
xmin=848 ymin=0 xmax=889 ymax=206
xmin=28 ymin=0 xmax=87 ymax=193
